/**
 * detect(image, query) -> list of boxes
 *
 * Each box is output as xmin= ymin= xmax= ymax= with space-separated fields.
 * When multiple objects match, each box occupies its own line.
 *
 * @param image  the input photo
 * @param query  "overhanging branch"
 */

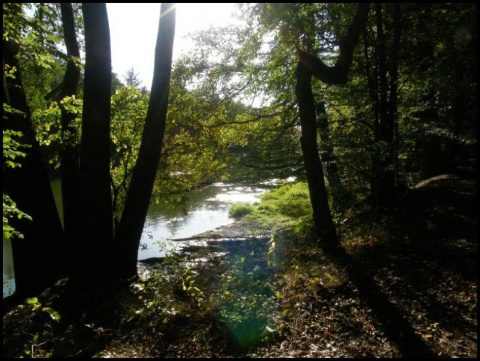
xmin=298 ymin=3 xmax=370 ymax=85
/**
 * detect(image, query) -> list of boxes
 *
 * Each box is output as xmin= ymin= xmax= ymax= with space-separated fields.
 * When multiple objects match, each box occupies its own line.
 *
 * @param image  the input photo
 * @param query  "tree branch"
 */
xmin=298 ymin=4 xmax=370 ymax=85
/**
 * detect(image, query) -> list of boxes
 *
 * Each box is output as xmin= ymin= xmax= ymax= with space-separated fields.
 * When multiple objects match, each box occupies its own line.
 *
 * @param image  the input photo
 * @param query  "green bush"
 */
xmin=229 ymin=202 xmax=253 ymax=219
xmin=229 ymin=182 xmax=312 ymax=229
xmin=258 ymin=182 xmax=312 ymax=219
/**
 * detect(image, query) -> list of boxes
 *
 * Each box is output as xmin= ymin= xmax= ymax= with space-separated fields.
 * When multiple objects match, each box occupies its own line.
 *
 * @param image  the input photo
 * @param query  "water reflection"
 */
xmin=2 ymin=181 xmax=271 ymax=297
xmin=138 ymin=183 xmax=268 ymax=260
xmin=3 ymin=237 xmax=15 ymax=298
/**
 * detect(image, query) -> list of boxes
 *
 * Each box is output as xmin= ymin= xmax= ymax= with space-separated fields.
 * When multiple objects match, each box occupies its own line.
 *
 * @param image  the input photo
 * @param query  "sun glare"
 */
xmin=107 ymin=3 xmax=239 ymax=89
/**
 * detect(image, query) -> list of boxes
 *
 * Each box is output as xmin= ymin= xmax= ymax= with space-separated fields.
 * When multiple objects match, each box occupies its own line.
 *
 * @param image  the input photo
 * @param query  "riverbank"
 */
xmin=173 ymin=217 xmax=273 ymax=240
xmin=137 ymin=181 xmax=270 ymax=261
xmin=139 ymin=218 xmax=272 ymax=265
xmin=3 ymin=173 xmax=477 ymax=358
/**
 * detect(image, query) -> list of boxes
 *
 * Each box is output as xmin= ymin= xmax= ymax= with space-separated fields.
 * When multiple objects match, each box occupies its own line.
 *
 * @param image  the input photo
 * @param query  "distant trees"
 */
xmin=124 ymin=67 xmax=142 ymax=87
xmin=397 ymin=3 xmax=477 ymax=177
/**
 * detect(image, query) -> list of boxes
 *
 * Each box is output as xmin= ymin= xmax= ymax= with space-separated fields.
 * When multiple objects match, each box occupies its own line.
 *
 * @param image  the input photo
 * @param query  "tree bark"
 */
xmin=115 ymin=3 xmax=176 ymax=279
xmin=296 ymin=65 xmax=339 ymax=251
xmin=71 ymin=3 xmax=114 ymax=286
xmin=368 ymin=4 xmax=401 ymax=208
xmin=58 ymin=3 xmax=81 ymax=274
xmin=315 ymin=102 xmax=349 ymax=210
xmin=295 ymin=3 xmax=369 ymax=252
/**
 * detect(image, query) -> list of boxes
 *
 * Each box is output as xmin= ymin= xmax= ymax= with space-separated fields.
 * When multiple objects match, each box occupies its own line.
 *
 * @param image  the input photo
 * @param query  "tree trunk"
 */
xmin=315 ymin=102 xmax=349 ymax=210
xmin=58 ymin=3 xmax=81 ymax=274
xmin=115 ymin=3 xmax=176 ymax=279
xmin=71 ymin=3 xmax=114 ymax=286
xmin=296 ymin=64 xmax=339 ymax=251
xmin=373 ymin=4 xmax=395 ymax=208
xmin=367 ymin=4 xmax=401 ymax=209
xmin=3 ymin=35 xmax=64 ymax=297
xmin=294 ymin=3 xmax=369 ymax=253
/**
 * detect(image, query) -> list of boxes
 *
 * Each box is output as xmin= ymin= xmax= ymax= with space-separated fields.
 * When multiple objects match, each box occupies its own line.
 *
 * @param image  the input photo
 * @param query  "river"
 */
xmin=3 ymin=180 xmax=273 ymax=297
xmin=137 ymin=182 xmax=269 ymax=260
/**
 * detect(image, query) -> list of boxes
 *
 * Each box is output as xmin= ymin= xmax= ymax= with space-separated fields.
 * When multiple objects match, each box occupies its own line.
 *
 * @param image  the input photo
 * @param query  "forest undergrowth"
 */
xmin=3 ymin=172 xmax=477 ymax=358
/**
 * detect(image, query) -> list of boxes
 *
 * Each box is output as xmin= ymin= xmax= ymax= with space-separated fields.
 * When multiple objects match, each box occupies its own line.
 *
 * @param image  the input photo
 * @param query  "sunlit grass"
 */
xmin=229 ymin=181 xmax=313 ymax=231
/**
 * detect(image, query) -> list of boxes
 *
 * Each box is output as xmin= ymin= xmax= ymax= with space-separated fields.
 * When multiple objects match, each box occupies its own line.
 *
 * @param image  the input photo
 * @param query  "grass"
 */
xmin=229 ymin=181 xmax=313 ymax=230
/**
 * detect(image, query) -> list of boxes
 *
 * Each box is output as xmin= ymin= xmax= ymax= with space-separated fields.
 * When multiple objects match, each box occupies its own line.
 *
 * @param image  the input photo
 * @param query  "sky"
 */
xmin=106 ymin=3 xmax=240 ymax=89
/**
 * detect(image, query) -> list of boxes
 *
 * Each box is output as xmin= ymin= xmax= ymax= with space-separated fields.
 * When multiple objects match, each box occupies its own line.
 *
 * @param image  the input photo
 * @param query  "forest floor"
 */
xmin=2 ymin=170 xmax=477 ymax=358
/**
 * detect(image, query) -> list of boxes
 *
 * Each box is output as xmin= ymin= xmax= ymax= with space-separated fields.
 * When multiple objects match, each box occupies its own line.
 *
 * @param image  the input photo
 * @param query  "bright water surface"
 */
xmin=3 ymin=180 xmax=272 ymax=297
xmin=138 ymin=183 xmax=268 ymax=260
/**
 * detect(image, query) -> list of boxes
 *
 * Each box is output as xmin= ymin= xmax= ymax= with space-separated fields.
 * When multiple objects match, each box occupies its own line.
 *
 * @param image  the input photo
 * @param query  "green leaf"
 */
xmin=26 ymin=297 xmax=39 ymax=305
xmin=42 ymin=307 xmax=61 ymax=321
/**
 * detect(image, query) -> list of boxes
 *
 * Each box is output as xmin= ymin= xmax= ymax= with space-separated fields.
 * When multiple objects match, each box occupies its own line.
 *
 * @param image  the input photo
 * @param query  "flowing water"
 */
xmin=3 ymin=181 xmax=271 ymax=297
xmin=138 ymin=183 xmax=268 ymax=260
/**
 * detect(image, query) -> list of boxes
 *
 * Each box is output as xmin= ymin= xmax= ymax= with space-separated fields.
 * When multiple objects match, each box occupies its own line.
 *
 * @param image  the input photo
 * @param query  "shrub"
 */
xmin=229 ymin=202 xmax=253 ymax=219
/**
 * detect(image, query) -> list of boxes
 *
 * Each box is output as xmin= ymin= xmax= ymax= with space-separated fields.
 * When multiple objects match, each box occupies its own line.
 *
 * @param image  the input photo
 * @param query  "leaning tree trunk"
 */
xmin=295 ymin=3 xmax=369 ymax=253
xmin=115 ymin=3 xmax=176 ymax=279
xmin=296 ymin=65 xmax=339 ymax=251
xmin=3 ymin=34 xmax=64 ymax=297
xmin=70 ymin=3 xmax=114 ymax=287
xmin=57 ymin=3 xmax=81 ymax=274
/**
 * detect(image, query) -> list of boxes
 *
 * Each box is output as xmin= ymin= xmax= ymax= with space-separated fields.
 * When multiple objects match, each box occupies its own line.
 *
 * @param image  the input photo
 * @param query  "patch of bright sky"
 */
xmin=107 ymin=3 xmax=240 ymax=89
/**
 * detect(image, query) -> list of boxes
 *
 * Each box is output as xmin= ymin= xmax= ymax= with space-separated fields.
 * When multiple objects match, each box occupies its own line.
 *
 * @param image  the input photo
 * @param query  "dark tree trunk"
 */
xmin=296 ymin=65 xmax=340 ymax=251
xmin=58 ymin=3 xmax=81 ymax=274
xmin=366 ymin=4 xmax=401 ymax=209
xmin=3 ymin=35 xmax=64 ymax=297
xmin=115 ymin=3 xmax=176 ymax=279
xmin=390 ymin=4 xmax=401 ymax=186
xmin=315 ymin=102 xmax=349 ymax=210
xmin=71 ymin=3 xmax=114 ymax=286
xmin=295 ymin=3 xmax=369 ymax=252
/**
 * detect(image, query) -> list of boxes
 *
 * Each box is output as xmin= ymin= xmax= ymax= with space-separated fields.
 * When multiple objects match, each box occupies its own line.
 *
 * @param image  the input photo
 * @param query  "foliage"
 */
xmin=3 ymin=128 xmax=32 ymax=239
xmin=230 ymin=181 xmax=313 ymax=231
xmin=3 ymin=128 xmax=29 ymax=169
xmin=152 ymin=67 xmax=236 ymax=207
xmin=25 ymin=297 xmax=61 ymax=322
xmin=109 ymin=86 xmax=149 ymax=221
xmin=4 ymin=3 xmax=85 ymax=171
xmin=229 ymin=202 xmax=254 ymax=219
xmin=129 ymin=255 xmax=204 ymax=325
xmin=3 ymin=194 xmax=32 ymax=240
xmin=5 ymin=4 xmax=84 ymax=110
xmin=18 ymin=297 xmax=60 ymax=358
xmin=31 ymin=95 xmax=83 ymax=169
xmin=173 ymin=21 xmax=303 ymax=184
